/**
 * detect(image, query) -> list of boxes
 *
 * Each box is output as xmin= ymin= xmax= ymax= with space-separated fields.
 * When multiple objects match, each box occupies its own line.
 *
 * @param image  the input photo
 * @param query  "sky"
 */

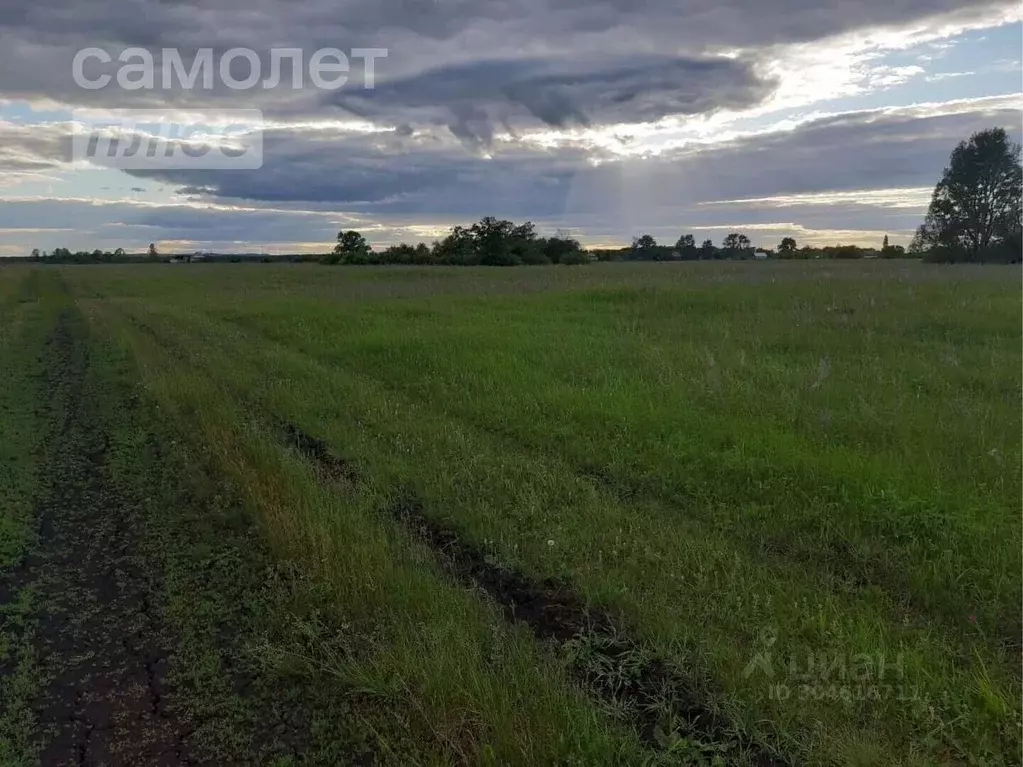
xmin=0 ymin=0 xmax=1020 ymax=256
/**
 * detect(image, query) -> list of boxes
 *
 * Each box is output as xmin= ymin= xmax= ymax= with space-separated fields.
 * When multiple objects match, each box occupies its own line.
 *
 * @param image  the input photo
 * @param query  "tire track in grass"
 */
xmin=6 ymin=292 xmax=380 ymax=765
xmin=27 ymin=307 xmax=195 ymax=765
xmin=278 ymin=420 xmax=788 ymax=767
xmin=209 ymin=307 xmax=975 ymax=639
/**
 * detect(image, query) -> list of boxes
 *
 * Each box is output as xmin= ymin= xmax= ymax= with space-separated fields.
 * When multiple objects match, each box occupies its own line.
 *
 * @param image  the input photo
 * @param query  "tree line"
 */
xmin=324 ymin=218 xmax=592 ymax=266
xmin=27 ymin=244 xmax=160 ymax=264
xmin=325 ymin=225 xmax=913 ymax=266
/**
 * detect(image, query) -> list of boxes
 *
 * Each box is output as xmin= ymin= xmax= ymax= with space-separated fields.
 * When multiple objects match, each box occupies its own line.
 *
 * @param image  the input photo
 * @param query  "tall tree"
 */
xmin=331 ymin=230 xmax=371 ymax=264
xmin=471 ymin=216 xmax=519 ymax=265
xmin=632 ymin=234 xmax=657 ymax=250
xmin=778 ymin=237 xmax=797 ymax=255
xmin=148 ymin=242 xmax=159 ymax=260
xmin=723 ymin=233 xmax=751 ymax=256
xmin=674 ymin=233 xmax=696 ymax=259
xmin=911 ymin=128 xmax=1022 ymax=258
xmin=433 ymin=225 xmax=475 ymax=264
xmin=544 ymin=235 xmax=583 ymax=264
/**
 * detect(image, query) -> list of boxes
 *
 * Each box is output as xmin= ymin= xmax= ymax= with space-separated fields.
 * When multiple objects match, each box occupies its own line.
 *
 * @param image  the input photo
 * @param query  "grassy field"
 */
xmin=1 ymin=260 xmax=1019 ymax=765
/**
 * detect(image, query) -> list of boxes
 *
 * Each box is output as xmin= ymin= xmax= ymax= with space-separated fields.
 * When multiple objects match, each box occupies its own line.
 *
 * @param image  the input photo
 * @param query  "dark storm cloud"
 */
xmin=0 ymin=0 xmax=1014 ymax=121
xmin=120 ymin=103 xmax=1021 ymax=220
xmin=0 ymin=0 xmax=1012 ymax=52
xmin=330 ymin=55 xmax=774 ymax=144
xmin=4 ymin=100 xmax=1014 ymax=217
xmin=125 ymin=126 xmax=593 ymax=209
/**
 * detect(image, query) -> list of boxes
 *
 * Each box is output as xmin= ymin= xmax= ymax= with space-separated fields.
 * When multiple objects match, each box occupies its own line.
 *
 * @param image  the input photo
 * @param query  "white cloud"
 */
xmin=701 ymin=187 xmax=934 ymax=209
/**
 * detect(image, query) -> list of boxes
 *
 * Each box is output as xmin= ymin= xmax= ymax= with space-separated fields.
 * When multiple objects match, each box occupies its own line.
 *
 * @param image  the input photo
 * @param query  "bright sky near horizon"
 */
xmin=0 ymin=1 xmax=1020 ymax=255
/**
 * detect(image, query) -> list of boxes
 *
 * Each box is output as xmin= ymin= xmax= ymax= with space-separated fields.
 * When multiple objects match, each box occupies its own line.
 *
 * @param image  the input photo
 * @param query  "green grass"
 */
xmin=4 ymin=260 xmax=1020 ymax=765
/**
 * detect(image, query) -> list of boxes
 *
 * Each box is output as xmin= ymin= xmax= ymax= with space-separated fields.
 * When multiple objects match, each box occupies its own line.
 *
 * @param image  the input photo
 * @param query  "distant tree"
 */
xmin=699 ymin=238 xmax=716 ymax=259
xmin=722 ymin=233 xmax=752 ymax=257
xmin=879 ymin=235 xmax=905 ymax=258
xmin=778 ymin=237 xmax=798 ymax=256
xmin=827 ymin=245 xmax=866 ymax=259
xmin=560 ymin=247 xmax=590 ymax=265
xmin=511 ymin=221 xmax=536 ymax=241
xmin=674 ymin=233 xmax=698 ymax=259
xmin=508 ymin=221 xmax=546 ymax=264
xmin=380 ymin=243 xmax=417 ymax=264
xmin=330 ymin=230 xmax=371 ymax=264
xmin=471 ymin=216 xmax=519 ymax=266
xmin=113 ymin=247 xmax=126 ymax=257
xmin=412 ymin=243 xmax=433 ymax=264
xmin=148 ymin=242 xmax=159 ymax=260
xmin=29 ymin=248 xmax=40 ymax=260
xmin=911 ymin=127 xmax=1022 ymax=261
xmin=631 ymin=234 xmax=680 ymax=261
xmin=590 ymin=247 xmax=625 ymax=262
xmin=544 ymin=235 xmax=584 ymax=264
xmin=433 ymin=226 xmax=475 ymax=264
xmin=632 ymin=234 xmax=657 ymax=251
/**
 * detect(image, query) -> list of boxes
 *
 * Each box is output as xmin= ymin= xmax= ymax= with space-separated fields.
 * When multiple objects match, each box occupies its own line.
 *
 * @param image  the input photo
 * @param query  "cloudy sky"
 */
xmin=0 ymin=0 xmax=1020 ymax=255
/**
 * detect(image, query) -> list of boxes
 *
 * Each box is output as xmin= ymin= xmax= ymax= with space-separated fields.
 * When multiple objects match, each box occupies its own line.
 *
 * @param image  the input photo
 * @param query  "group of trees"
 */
xmin=28 ymin=244 xmax=160 ymax=263
xmin=632 ymin=232 xmax=762 ymax=260
xmin=619 ymin=233 xmax=753 ymax=261
xmin=324 ymin=225 xmax=922 ymax=266
xmin=29 ymin=247 xmax=131 ymax=263
xmin=606 ymin=233 xmax=906 ymax=261
xmin=323 ymin=217 xmax=590 ymax=266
